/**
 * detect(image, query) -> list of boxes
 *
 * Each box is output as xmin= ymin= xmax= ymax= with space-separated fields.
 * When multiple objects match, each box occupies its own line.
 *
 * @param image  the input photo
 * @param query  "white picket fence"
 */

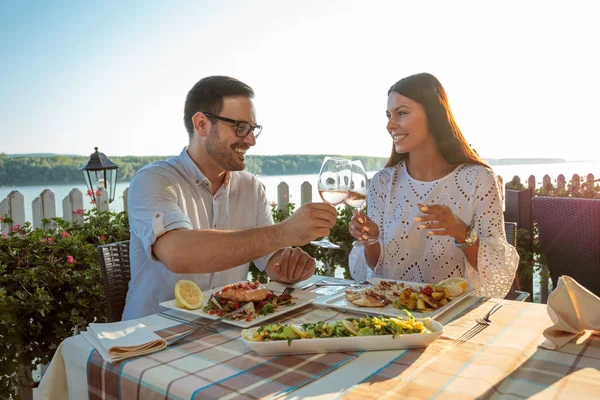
xmin=0 ymin=187 xmax=127 ymax=233
xmin=0 ymin=182 xmax=312 ymax=233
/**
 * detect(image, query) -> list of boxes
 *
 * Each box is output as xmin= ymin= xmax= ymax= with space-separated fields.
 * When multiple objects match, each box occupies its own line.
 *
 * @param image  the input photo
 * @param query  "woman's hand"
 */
xmin=349 ymin=209 xmax=380 ymax=242
xmin=414 ymin=204 xmax=469 ymax=243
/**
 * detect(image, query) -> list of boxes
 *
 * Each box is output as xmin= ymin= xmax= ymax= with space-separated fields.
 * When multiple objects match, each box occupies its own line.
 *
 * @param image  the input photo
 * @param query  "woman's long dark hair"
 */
xmin=385 ymin=73 xmax=488 ymax=169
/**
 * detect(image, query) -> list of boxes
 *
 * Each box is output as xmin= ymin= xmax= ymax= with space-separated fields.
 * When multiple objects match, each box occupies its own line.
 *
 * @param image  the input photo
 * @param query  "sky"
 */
xmin=1 ymin=0 xmax=599 ymax=161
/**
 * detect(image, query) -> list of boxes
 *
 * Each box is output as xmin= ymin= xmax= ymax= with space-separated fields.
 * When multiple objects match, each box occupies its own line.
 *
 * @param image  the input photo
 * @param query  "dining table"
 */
xmin=38 ymin=278 xmax=600 ymax=400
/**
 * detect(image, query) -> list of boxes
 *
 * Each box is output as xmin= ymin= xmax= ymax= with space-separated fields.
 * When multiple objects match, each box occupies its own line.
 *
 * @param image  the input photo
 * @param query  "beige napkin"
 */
xmin=81 ymin=320 xmax=167 ymax=363
xmin=541 ymin=275 xmax=600 ymax=350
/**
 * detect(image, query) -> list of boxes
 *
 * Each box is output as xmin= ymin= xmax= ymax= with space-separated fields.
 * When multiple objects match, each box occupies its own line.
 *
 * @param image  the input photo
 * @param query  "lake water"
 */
xmin=1 ymin=160 xmax=598 ymax=223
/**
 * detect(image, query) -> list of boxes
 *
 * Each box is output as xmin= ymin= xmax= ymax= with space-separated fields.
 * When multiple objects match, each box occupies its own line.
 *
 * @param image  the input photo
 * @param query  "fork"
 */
xmin=453 ymin=303 xmax=503 ymax=346
xmin=475 ymin=303 xmax=503 ymax=325
xmin=281 ymin=287 xmax=295 ymax=296
xmin=158 ymin=312 xmax=219 ymax=333
xmin=314 ymin=280 xmax=371 ymax=287
xmin=162 ymin=302 xmax=253 ymax=346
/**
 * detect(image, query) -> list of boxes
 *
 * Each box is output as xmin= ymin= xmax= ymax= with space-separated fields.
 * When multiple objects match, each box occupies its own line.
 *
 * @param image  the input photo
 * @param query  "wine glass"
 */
xmin=310 ymin=157 xmax=352 ymax=249
xmin=346 ymin=160 xmax=378 ymax=247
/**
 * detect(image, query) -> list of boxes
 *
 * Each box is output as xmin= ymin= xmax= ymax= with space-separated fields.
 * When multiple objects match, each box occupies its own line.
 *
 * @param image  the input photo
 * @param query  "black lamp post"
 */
xmin=81 ymin=147 xmax=119 ymax=203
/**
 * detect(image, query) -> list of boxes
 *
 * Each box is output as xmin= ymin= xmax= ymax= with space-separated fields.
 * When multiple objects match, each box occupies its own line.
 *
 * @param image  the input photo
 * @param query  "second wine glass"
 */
xmin=346 ymin=160 xmax=379 ymax=247
xmin=310 ymin=156 xmax=352 ymax=249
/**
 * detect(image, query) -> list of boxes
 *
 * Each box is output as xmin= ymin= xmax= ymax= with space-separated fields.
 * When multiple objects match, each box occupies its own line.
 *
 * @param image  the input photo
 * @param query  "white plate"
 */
xmin=241 ymin=318 xmax=444 ymax=355
xmin=159 ymin=282 xmax=320 ymax=328
xmin=313 ymin=278 xmax=474 ymax=320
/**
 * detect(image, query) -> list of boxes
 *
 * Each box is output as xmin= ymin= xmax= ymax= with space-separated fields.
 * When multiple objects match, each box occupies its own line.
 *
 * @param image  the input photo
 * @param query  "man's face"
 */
xmin=205 ymin=96 xmax=257 ymax=171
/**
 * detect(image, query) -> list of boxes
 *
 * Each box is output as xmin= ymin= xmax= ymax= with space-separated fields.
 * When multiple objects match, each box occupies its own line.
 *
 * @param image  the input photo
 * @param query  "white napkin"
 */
xmin=540 ymin=276 xmax=600 ymax=350
xmin=81 ymin=320 xmax=167 ymax=363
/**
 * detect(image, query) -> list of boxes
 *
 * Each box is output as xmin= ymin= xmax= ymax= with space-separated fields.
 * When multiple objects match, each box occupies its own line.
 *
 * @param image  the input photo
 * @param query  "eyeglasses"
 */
xmin=202 ymin=112 xmax=262 ymax=139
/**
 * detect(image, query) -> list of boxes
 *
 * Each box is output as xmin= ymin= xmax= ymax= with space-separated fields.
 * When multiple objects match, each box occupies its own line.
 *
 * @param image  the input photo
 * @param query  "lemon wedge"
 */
xmin=437 ymin=277 xmax=467 ymax=297
xmin=174 ymin=280 xmax=203 ymax=310
xmin=342 ymin=319 xmax=358 ymax=336
xmin=241 ymin=329 xmax=256 ymax=342
xmin=290 ymin=324 xmax=309 ymax=339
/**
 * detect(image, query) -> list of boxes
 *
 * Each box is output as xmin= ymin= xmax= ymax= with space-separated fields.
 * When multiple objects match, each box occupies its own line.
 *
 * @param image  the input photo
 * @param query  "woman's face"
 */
xmin=386 ymin=91 xmax=434 ymax=154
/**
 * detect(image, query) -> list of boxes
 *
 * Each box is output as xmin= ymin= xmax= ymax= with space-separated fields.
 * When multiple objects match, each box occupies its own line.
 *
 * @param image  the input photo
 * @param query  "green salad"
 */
xmin=242 ymin=311 xmax=430 ymax=344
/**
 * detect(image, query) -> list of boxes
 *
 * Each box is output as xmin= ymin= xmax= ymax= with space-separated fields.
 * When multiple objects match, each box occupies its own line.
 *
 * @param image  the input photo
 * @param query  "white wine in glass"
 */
xmin=310 ymin=157 xmax=352 ymax=249
xmin=347 ymin=160 xmax=378 ymax=247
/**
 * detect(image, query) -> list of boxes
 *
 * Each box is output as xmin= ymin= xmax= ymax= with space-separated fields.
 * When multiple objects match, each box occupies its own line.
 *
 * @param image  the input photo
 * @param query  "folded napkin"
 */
xmin=82 ymin=320 xmax=167 ymax=363
xmin=541 ymin=276 xmax=600 ymax=350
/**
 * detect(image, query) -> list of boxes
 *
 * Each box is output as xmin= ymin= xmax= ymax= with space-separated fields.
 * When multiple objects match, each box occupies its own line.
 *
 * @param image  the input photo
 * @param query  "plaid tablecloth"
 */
xmin=40 ymin=291 xmax=599 ymax=400
xmin=342 ymin=299 xmax=600 ymax=400
xmin=86 ymin=306 xmax=361 ymax=400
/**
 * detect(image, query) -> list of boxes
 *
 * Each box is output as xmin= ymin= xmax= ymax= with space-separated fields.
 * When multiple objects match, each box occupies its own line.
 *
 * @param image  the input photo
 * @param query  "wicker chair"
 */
xmin=532 ymin=196 xmax=600 ymax=297
xmin=97 ymin=240 xmax=131 ymax=322
xmin=503 ymin=221 xmax=530 ymax=301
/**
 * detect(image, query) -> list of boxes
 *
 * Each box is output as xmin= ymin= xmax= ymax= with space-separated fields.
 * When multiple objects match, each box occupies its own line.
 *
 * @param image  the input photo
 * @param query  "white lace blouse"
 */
xmin=349 ymin=162 xmax=519 ymax=298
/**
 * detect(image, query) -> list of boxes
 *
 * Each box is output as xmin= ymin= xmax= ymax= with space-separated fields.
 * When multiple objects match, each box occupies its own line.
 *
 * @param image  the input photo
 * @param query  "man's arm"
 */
xmin=153 ymin=203 xmax=336 ymax=274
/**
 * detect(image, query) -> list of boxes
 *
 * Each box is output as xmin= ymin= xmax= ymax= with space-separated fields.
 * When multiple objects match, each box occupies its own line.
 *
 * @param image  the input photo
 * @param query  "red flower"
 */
xmin=87 ymin=189 xmax=94 ymax=197
xmin=1 ymin=233 xmax=6 ymax=239
xmin=99 ymin=235 xmax=106 ymax=242
xmin=95 ymin=189 xmax=102 ymax=197
xmin=66 ymin=255 xmax=75 ymax=264
xmin=11 ymin=224 xmax=21 ymax=232
xmin=61 ymin=231 xmax=72 ymax=238
xmin=73 ymin=208 xmax=85 ymax=216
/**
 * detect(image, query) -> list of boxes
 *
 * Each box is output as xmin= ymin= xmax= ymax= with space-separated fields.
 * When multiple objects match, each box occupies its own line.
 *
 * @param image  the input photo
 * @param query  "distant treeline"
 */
xmin=0 ymin=153 xmax=388 ymax=186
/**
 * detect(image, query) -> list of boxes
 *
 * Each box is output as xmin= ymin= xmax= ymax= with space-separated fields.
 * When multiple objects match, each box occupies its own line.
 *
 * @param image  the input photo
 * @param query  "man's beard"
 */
xmin=205 ymin=125 xmax=247 ymax=171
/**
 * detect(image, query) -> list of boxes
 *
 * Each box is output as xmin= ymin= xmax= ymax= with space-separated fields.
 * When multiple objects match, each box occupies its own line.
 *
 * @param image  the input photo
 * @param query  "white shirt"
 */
xmin=349 ymin=162 xmax=519 ymax=298
xmin=122 ymin=147 xmax=275 ymax=320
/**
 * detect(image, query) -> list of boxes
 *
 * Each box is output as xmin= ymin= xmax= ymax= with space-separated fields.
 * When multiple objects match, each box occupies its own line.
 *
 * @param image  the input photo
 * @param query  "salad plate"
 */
xmin=313 ymin=278 xmax=474 ymax=320
xmin=240 ymin=316 xmax=444 ymax=355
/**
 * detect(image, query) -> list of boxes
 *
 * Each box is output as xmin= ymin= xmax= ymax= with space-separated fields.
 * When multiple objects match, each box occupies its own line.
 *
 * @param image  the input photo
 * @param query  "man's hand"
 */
xmin=280 ymin=202 xmax=338 ymax=246
xmin=268 ymin=247 xmax=316 ymax=283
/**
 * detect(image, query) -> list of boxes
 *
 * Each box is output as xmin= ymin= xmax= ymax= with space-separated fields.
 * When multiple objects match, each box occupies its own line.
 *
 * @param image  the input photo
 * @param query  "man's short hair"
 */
xmin=183 ymin=76 xmax=254 ymax=139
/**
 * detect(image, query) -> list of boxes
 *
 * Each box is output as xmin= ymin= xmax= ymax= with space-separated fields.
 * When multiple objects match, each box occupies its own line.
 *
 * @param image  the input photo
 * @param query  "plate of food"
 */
xmin=159 ymin=280 xmax=320 ymax=328
xmin=240 ymin=312 xmax=444 ymax=355
xmin=313 ymin=277 xmax=474 ymax=319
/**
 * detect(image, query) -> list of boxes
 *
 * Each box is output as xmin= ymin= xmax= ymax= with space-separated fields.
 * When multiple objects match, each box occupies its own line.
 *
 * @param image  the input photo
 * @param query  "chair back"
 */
xmin=97 ymin=240 xmax=131 ymax=322
xmin=504 ymin=221 xmax=530 ymax=301
xmin=532 ymin=196 xmax=600 ymax=296
xmin=504 ymin=221 xmax=517 ymax=248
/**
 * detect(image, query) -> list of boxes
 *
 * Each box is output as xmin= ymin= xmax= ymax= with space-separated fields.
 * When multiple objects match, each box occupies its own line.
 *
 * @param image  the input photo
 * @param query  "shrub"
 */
xmin=0 ymin=209 xmax=129 ymax=398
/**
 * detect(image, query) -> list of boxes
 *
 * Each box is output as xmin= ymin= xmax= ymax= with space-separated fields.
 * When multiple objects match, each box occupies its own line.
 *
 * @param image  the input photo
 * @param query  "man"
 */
xmin=122 ymin=76 xmax=337 ymax=320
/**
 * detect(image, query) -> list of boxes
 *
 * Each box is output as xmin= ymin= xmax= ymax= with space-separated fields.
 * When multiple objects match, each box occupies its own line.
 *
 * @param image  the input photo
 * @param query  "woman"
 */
xmin=349 ymin=73 xmax=518 ymax=298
